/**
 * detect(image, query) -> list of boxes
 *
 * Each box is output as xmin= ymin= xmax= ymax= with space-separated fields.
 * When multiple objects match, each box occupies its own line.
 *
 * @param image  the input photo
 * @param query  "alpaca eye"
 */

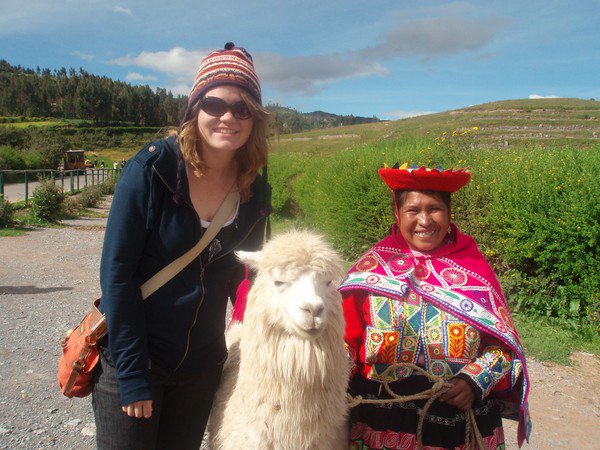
xmin=274 ymin=281 xmax=287 ymax=287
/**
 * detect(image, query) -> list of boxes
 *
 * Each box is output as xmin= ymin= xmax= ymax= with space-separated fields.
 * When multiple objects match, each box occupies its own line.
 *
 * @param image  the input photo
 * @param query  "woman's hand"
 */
xmin=122 ymin=400 xmax=153 ymax=418
xmin=440 ymin=378 xmax=476 ymax=411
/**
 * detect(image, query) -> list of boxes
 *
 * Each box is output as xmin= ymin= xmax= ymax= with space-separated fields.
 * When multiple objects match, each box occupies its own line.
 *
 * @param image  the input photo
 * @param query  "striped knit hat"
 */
xmin=182 ymin=42 xmax=261 ymax=125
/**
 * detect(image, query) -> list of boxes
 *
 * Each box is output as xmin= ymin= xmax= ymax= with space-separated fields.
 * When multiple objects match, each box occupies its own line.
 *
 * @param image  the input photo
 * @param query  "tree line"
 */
xmin=0 ymin=60 xmax=381 ymax=132
xmin=0 ymin=60 xmax=187 ymax=125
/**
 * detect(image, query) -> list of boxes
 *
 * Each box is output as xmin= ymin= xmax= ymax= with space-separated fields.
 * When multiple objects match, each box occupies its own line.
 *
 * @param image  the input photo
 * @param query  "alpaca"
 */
xmin=208 ymin=230 xmax=349 ymax=450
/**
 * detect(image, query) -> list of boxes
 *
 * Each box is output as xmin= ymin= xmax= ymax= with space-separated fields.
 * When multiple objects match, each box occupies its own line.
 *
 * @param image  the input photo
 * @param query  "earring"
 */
xmin=447 ymin=226 xmax=452 ymax=234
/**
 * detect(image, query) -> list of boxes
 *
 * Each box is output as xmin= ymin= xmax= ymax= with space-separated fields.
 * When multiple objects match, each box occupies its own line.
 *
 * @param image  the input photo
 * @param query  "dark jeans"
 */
xmin=92 ymin=353 xmax=222 ymax=450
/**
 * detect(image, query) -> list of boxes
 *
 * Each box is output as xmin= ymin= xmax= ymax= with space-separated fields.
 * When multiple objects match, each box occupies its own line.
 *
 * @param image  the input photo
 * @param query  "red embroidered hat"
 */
xmin=378 ymin=163 xmax=471 ymax=193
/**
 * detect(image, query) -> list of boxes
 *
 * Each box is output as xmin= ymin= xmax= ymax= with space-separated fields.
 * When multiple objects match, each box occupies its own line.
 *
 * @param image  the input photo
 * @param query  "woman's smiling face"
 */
xmin=196 ymin=85 xmax=253 ymax=156
xmin=396 ymin=190 xmax=450 ymax=252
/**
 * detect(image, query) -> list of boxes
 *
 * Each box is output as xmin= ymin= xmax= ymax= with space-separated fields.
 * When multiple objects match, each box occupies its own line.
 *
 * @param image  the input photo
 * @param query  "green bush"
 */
xmin=0 ymin=126 xmax=31 ymax=148
xmin=100 ymin=173 xmax=119 ymax=195
xmin=0 ymin=146 xmax=26 ymax=170
xmin=293 ymin=136 xmax=430 ymax=256
xmin=77 ymin=184 xmax=103 ymax=208
xmin=63 ymin=197 xmax=80 ymax=218
xmin=31 ymin=180 xmax=65 ymax=222
xmin=271 ymin=134 xmax=599 ymax=325
xmin=0 ymin=198 xmax=15 ymax=227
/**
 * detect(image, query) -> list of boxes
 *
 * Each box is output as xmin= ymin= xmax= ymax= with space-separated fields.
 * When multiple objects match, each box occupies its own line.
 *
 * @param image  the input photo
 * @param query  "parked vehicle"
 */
xmin=60 ymin=150 xmax=87 ymax=170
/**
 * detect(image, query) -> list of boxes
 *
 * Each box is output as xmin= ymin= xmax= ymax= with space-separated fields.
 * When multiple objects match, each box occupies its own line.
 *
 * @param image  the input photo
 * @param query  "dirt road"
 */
xmin=0 ymin=200 xmax=598 ymax=449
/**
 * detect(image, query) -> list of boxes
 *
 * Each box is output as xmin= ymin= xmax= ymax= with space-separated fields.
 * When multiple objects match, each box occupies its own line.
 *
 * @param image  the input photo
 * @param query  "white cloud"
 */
xmin=112 ymin=6 xmax=132 ymax=16
xmin=359 ymin=16 xmax=508 ymax=61
xmin=125 ymin=72 xmax=157 ymax=82
xmin=255 ymin=52 xmax=388 ymax=95
xmin=383 ymin=111 xmax=436 ymax=120
xmin=529 ymin=94 xmax=560 ymax=99
xmin=108 ymin=6 xmax=508 ymax=97
xmin=72 ymin=50 xmax=94 ymax=61
xmin=111 ymin=47 xmax=387 ymax=96
xmin=110 ymin=47 xmax=208 ymax=93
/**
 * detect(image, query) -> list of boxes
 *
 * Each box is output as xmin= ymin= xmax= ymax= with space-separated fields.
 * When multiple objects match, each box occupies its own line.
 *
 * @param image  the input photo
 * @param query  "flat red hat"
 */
xmin=378 ymin=163 xmax=471 ymax=193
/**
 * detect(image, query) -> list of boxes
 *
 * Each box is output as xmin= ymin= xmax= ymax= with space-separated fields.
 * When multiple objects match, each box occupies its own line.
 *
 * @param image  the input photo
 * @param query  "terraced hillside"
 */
xmin=270 ymin=98 xmax=600 ymax=154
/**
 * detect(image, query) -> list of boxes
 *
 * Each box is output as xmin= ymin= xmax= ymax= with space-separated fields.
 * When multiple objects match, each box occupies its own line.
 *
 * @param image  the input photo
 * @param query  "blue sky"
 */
xmin=1 ymin=0 xmax=598 ymax=119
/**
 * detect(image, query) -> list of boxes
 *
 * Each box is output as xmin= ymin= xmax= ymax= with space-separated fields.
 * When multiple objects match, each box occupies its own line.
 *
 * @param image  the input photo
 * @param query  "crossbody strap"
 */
xmin=140 ymin=189 xmax=240 ymax=299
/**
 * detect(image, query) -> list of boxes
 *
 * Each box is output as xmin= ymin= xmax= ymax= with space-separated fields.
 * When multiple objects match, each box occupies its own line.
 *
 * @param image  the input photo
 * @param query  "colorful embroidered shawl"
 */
xmin=338 ymin=224 xmax=531 ymax=446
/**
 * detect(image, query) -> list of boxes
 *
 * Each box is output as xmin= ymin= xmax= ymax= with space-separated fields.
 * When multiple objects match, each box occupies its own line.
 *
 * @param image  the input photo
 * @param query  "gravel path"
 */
xmin=0 ymin=203 xmax=109 ymax=449
xmin=1 ymin=198 xmax=598 ymax=449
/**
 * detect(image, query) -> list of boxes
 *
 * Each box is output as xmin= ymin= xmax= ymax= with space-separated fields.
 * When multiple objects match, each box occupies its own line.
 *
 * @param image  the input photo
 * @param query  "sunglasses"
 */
xmin=199 ymin=97 xmax=252 ymax=120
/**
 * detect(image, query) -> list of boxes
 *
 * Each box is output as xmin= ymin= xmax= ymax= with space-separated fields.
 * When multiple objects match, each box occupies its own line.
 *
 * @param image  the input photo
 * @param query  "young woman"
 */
xmin=92 ymin=43 xmax=271 ymax=449
xmin=340 ymin=164 xmax=531 ymax=449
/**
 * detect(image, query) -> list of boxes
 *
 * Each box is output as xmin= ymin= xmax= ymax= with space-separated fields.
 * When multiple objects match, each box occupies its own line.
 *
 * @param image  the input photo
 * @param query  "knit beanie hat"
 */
xmin=181 ymin=42 xmax=261 ymax=126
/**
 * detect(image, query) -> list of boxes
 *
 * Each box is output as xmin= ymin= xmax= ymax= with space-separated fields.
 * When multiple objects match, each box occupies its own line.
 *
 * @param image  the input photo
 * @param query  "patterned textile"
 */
xmin=180 ymin=42 xmax=261 ymax=127
xmin=189 ymin=43 xmax=260 ymax=104
xmin=363 ymin=292 xmax=517 ymax=400
xmin=339 ymin=224 xmax=531 ymax=446
xmin=348 ymin=374 xmax=505 ymax=450
xmin=350 ymin=422 xmax=505 ymax=450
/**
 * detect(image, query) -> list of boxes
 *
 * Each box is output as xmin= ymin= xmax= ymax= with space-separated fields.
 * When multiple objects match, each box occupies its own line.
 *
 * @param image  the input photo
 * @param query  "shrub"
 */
xmin=77 ymin=184 xmax=103 ymax=208
xmin=63 ymin=197 xmax=80 ymax=217
xmin=0 ymin=146 xmax=26 ymax=170
xmin=0 ymin=126 xmax=31 ymax=148
xmin=0 ymin=198 xmax=15 ymax=227
xmin=31 ymin=180 xmax=65 ymax=222
xmin=294 ymin=136 xmax=429 ymax=256
xmin=100 ymin=173 xmax=119 ymax=195
xmin=273 ymin=134 xmax=599 ymax=325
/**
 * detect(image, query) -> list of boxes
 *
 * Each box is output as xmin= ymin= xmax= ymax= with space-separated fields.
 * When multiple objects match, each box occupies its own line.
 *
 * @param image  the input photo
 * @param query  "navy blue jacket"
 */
xmin=99 ymin=137 xmax=270 ymax=405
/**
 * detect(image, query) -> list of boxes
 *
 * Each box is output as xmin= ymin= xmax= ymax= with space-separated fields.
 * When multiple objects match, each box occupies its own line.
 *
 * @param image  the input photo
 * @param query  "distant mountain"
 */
xmin=265 ymin=104 xmax=380 ymax=134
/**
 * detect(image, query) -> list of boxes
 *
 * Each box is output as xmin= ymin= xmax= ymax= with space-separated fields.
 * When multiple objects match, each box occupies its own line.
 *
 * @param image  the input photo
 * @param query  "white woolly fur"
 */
xmin=208 ymin=230 xmax=350 ymax=450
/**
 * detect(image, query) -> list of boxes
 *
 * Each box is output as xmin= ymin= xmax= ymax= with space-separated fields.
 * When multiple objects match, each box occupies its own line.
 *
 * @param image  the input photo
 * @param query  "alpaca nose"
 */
xmin=300 ymin=302 xmax=324 ymax=317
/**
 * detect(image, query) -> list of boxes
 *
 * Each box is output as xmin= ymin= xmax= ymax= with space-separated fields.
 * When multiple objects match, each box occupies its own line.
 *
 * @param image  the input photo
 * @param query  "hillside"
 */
xmin=270 ymin=98 xmax=600 ymax=154
xmin=266 ymin=104 xmax=380 ymax=134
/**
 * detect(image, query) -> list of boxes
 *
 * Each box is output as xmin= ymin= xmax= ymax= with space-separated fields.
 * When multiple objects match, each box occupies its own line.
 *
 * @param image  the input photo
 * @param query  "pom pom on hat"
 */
xmin=378 ymin=163 xmax=471 ymax=193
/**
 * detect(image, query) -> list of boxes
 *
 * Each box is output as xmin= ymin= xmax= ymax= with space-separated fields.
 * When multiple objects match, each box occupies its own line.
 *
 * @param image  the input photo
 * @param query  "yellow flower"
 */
xmin=473 ymin=126 xmax=479 ymax=131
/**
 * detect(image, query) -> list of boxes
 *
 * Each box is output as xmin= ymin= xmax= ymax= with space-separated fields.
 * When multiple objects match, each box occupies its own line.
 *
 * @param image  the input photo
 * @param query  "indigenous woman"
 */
xmin=339 ymin=164 xmax=531 ymax=449
xmin=93 ymin=43 xmax=271 ymax=449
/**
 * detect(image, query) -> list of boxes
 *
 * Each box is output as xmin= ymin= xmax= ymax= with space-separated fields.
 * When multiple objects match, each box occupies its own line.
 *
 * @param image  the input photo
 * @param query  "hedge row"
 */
xmin=269 ymin=135 xmax=599 ymax=324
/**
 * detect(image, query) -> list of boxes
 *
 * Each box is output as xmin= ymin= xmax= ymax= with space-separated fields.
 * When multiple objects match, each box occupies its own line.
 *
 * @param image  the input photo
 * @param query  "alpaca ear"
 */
xmin=235 ymin=250 xmax=263 ymax=270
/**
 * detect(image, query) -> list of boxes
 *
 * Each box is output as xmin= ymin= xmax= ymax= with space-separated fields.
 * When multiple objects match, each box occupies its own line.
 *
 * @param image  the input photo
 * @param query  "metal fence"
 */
xmin=0 ymin=168 xmax=122 ymax=203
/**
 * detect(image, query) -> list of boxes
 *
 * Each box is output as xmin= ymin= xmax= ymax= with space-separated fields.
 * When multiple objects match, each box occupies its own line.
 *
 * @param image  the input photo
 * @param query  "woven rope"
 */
xmin=346 ymin=363 xmax=486 ymax=450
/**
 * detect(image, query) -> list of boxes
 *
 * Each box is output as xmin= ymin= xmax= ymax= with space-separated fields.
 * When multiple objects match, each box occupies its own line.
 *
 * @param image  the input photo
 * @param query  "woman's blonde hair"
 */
xmin=178 ymin=90 xmax=269 ymax=202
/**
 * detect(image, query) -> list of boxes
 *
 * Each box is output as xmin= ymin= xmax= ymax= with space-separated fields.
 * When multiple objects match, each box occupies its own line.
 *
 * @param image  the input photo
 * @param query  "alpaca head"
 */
xmin=237 ymin=230 xmax=344 ymax=340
